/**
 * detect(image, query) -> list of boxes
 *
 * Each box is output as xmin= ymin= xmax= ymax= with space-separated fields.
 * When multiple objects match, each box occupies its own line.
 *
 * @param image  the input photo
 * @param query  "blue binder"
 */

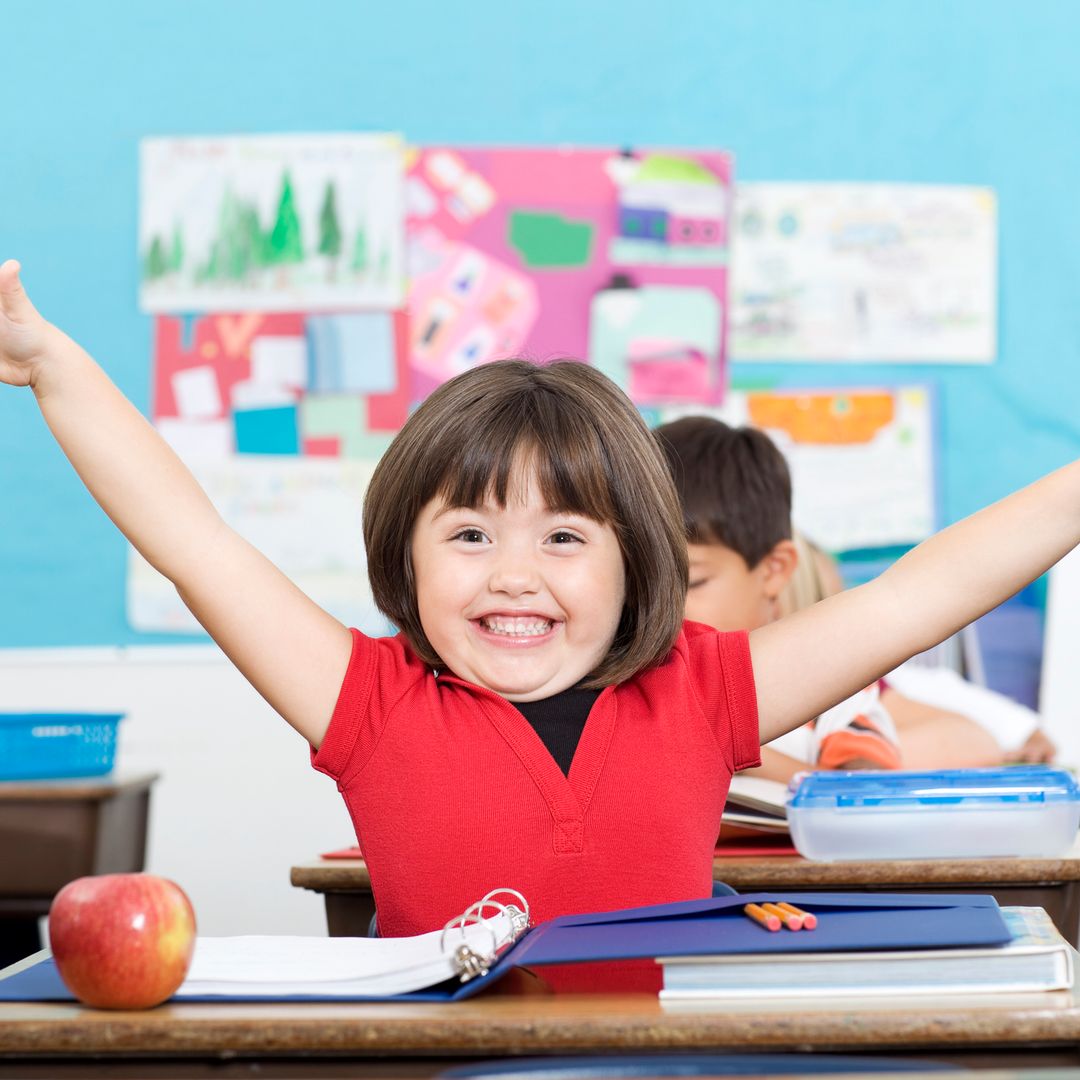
xmin=0 ymin=892 xmax=1010 ymax=1004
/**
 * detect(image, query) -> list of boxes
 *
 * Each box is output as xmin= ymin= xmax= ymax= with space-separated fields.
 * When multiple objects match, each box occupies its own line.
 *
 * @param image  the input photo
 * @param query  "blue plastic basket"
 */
xmin=0 ymin=713 xmax=124 ymax=781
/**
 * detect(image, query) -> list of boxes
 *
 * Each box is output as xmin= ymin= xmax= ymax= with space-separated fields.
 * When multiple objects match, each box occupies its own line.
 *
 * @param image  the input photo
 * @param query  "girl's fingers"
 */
xmin=0 ymin=260 xmax=32 ymax=317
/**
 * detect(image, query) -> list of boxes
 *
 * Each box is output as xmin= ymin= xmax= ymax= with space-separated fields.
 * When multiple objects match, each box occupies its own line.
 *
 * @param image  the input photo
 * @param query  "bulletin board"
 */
xmin=127 ymin=139 xmax=733 ymax=636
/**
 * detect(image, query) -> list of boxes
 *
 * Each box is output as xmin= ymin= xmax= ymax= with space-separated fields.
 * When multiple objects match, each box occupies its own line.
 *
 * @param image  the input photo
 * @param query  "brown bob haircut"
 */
xmin=363 ymin=359 xmax=689 ymax=687
xmin=654 ymin=415 xmax=792 ymax=568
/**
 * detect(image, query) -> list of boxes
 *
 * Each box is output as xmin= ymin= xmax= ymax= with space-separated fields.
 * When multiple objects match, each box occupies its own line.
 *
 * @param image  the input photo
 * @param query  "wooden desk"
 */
xmin=292 ymin=839 xmax=1080 ymax=946
xmin=2 ymin=948 xmax=1080 ymax=1076
xmin=0 ymin=774 xmax=157 ymax=968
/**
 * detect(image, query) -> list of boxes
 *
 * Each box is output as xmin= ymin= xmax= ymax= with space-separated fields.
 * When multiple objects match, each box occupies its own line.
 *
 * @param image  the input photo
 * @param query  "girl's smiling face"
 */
xmin=410 ymin=466 xmax=626 ymax=701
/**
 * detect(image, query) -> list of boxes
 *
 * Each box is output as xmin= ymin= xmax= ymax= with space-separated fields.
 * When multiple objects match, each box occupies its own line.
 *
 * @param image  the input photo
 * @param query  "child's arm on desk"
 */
xmin=0 ymin=261 xmax=351 ymax=748
xmin=750 ymin=460 xmax=1080 ymax=744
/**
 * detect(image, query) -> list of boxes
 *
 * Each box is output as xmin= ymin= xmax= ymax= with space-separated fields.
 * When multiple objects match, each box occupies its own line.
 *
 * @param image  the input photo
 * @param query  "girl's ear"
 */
xmin=761 ymin=539 xmax=800 ymax=600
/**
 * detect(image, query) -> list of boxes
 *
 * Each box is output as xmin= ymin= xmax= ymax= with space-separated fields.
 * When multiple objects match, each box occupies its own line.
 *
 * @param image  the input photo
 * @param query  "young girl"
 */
xmin=3 ymin=258 xmax=1079 ymax=939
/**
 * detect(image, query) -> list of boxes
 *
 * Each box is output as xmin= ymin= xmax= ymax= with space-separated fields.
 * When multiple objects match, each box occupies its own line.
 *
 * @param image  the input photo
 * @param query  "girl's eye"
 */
xmin=687 ymin=578 xmax=707 ymax=590
xmin=547 ymin=530 xmax=584 ymax=545
xmin=452 ymin=528 xmax=489 ymax=544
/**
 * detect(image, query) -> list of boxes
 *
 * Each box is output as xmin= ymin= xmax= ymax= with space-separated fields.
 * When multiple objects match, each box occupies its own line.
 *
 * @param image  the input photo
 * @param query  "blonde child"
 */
xmin=2 ymin=260 xmax=1078 ymax=939
xmin=788 ymin=533 xmax=1056 ymax=767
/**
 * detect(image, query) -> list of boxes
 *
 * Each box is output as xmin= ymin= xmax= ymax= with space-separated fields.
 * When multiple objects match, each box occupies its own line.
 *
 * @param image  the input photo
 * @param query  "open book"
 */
xmin=722 ymin=775 xmax=791 ymax=833
xmin=180 ymin=890 xmax=528 ymax=999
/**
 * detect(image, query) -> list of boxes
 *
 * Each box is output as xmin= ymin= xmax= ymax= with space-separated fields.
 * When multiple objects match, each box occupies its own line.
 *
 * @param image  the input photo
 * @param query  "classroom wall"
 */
xmin=1 ymin=649 xmax=353 ymax=935
xmin=5 ymin=0 xmax=1080 ymax=649
xmin=4 ymin=1 xmax=1080 ymax=931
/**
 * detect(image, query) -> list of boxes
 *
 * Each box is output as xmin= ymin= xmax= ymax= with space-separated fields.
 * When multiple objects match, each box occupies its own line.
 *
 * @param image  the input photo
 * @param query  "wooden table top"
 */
xmin=291 ymin=835 xmax=1080 ymax=893
xmin=2 ymin=974 xmax=1079 ymax=1056
xmin=0 ymin=773 xmax=159 ymax=802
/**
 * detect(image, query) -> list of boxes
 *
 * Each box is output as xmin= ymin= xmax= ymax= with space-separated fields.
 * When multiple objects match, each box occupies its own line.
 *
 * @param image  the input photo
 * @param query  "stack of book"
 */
xmin=658 ymin=906 xmax=1074 ymax=1000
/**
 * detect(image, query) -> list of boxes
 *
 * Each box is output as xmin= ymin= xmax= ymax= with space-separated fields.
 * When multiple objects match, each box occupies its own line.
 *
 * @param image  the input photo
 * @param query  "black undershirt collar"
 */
xmin=511 ymin=686 xmax=602 ymax=776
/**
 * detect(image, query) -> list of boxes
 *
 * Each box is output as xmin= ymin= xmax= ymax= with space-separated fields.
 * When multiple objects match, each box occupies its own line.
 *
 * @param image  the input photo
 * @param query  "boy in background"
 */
xmin=655 ymin=415 xmax=1008 ymax=781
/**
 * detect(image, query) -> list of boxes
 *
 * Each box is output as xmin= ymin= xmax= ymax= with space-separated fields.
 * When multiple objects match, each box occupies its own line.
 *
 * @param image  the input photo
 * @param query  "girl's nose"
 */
xmin=488 ymin=550 xmax=541 ymax=596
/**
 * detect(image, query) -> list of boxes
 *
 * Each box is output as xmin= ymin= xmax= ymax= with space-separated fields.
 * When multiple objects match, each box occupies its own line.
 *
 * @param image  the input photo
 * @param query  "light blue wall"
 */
xmin=2 ymin=0 xmax=1078 ymax=647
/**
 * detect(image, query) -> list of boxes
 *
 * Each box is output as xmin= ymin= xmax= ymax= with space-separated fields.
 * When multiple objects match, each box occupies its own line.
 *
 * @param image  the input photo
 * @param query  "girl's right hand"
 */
xmin=0 ymin=260 xmax=57 ymax=388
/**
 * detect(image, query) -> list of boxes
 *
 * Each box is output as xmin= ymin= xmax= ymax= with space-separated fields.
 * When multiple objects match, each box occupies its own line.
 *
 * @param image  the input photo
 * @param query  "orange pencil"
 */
xmin=777 ymin=901 xmax=818 ymax=930
xmin=762 ymin=901 xmax=803 ymax=930
xmin=743 ymin=903 xmax=781 ymax=931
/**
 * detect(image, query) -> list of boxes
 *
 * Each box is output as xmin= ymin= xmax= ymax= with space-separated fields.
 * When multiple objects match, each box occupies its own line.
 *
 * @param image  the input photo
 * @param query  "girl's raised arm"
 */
xmin=750 ymin=460 xmax=1080 ymax=744
xmin=0 ymin=261 xmax=352 ymax=748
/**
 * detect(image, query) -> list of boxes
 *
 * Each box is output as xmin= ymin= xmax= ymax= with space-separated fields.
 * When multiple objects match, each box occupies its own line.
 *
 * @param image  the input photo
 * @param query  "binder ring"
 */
xmin=440 ymin=888 xmax=531 ymax=983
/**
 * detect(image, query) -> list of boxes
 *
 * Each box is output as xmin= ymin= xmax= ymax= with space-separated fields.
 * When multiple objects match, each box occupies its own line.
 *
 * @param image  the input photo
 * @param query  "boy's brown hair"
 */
xmin=654 ymin=415 xmax=792 ymax=567
xmin=364 ymin=360 xmax=689 ymax=687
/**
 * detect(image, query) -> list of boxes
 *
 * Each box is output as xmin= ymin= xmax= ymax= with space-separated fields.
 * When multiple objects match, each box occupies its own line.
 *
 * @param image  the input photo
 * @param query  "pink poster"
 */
xmin=406 ymin=146 xmax=733 ymax=404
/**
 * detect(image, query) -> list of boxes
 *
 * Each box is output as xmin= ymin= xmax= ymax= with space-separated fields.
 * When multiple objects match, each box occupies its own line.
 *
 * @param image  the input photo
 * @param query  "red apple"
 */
xmin=48 ymin=873 xmax=196 ymax=1009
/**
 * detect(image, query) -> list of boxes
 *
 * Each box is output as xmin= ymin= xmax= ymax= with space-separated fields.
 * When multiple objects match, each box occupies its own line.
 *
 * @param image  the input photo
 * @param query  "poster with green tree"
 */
xmin=140 ymin=133 xmax=404 ymax=312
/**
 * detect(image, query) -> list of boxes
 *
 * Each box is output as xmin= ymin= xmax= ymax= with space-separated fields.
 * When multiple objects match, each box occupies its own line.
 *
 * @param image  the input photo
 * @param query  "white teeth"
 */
xmin=480 ymin=616 xmax=553 ymax=637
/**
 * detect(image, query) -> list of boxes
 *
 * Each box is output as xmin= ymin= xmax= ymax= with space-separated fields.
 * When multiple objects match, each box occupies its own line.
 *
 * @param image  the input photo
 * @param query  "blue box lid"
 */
xmin=0 ymin=712 xmax=124 ymax=726
xmin=789 ymin=765 xmax=1080 ymax=809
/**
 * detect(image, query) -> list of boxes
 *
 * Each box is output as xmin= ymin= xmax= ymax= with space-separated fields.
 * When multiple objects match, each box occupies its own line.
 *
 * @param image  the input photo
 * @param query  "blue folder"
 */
xmin=0 ymin=892 xmax=1010 ymax=1004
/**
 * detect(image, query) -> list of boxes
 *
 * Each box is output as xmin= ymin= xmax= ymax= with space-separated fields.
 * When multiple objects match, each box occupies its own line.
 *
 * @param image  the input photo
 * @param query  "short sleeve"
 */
xmin=310 ymin=628 xmax=424 ymax=785
xmin=717 ymin=631 xmax=762 ymax=772
xmin=684 ymin=622 xmax=761 ymax=772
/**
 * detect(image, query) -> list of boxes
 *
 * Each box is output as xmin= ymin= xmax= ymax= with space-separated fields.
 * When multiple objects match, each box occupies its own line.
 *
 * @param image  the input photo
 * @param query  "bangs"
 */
xmin=428 ymin=389 xmax=619 ymax=522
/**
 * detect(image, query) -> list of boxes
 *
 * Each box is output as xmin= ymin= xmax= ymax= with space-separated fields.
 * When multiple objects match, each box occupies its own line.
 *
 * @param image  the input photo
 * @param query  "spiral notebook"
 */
xmin=0 ymin=891 xmax=1012 ymax=1004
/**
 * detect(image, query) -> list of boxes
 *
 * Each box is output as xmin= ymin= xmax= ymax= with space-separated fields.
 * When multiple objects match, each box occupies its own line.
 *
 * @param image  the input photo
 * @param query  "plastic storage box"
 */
xmin=0 ymin=713 xmax=123 ymax=781
xmin=787 ymin=766 xmax=1080 ymax=862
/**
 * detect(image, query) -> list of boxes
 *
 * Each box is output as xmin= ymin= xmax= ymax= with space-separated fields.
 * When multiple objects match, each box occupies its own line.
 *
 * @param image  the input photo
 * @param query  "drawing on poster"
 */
xmin=656 ymin=385 xmax=936 ymax=550
xmin=140 ymin=134 xmax=406 ymax=312
xmin=406 ymin=146 xmax=732 ymax=404
xmin=729 ymin=183 xmax=997 ymax=362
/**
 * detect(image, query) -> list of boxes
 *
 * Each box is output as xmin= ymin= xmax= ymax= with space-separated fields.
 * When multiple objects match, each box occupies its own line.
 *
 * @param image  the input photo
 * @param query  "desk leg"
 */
xmin=0 ymin=918 xmax=41 ymax=969
xmin=324 ymin=891 xmax=377 ymax=937
xmin=1051 ymin=880 xmax=1080 ymax=946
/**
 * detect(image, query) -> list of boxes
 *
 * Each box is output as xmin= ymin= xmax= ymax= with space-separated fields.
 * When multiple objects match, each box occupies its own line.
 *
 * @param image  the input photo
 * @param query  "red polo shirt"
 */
xmin=312 ymin=621 xmax=760 ymax=939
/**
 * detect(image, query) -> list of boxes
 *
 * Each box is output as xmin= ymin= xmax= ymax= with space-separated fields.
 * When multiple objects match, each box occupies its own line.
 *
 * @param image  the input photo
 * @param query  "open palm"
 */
xmin=0 ymin=261 xmax=52 ymax=387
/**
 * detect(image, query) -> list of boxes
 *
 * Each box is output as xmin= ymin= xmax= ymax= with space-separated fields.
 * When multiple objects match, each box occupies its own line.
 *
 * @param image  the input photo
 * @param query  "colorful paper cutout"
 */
xmin=234 ymin=404 xmax=300 ymax=455
xmin=172 ymin=365 xmax=223 ymax=420
xmin=300 ymin=396 xmax=371 ymax=459
xmin=306 ymin=313 xmax=396 ymax=394
xmin=508 ymin=211 xmax=593 ymax=268
xmin=408 ymin=228 xmax=539 ymax=387
xmin=747 ymin=391 xmax=897 ymax=444
xmin=610 ymin=153 xmax=729 ymax=268
xmin=251 ymin=336 xmax=308 ymax=389
xmin=589 ymin=285 xmax=721 ymax=405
